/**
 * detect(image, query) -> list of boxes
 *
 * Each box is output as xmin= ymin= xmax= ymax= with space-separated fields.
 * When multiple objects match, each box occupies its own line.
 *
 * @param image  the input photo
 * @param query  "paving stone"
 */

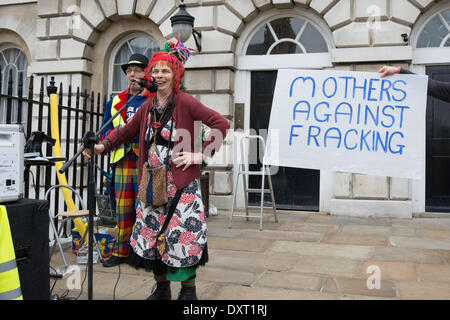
xmin=389 ymin=236 xmax=450 ymax=251
xmin=340 ymin=225 xmax=391 ymax=236
xmin=339 ymin=294 xmax=398 ymax=300
xmin=268 ymin=241 xmax=375 ymax=260
xmin=207 ymin=226 xmax=242 ymax=238
xmin=390 ymin=226 xmax=419 ymax=237
xmin=392 ymin=218 xmax=450 ymax=230
xmin=323 ymin=233 xmax=389 ymax=246
xmin=416 ymin=264 xmax=450 ymax=282
xmin=372 ymin=247 xmax=450 ymax=265
xmin=52 ymin=270 xmax=154 ymax=300
xmin=208 ymin=236 xmax=273 ymax=252
xmin=50 ymin=209 xmax=450 ymax=300
xmin=419 ymin=228 xmax=450 ymax=240
xmin=216 ymin=210 xmax=309 ymax=226
xmin=190 ymin=280 xmax=222 ymax=300
xmin=398 ymin=281 xmax=450 ymax=299
xmin=227 ymin=217 xmax=281 ymax=231
xmin=95 ymin=272 xmax=154 ymax=298
xmin=292 ymin=256 xmax=362 ymax=278
xmin=206 ymin=249 xmax=297 ymax=273
xmin=196 ymin=267 xmax=258 ymax=286
xmin=239 ymin=229 xmax=323 ymax=243
xmin=323 ymin=277 xmax=397 ymax=298
xmin=341 ymin=225 xmax=417 ymax=237
xmin=277 ymin=222 xmax=341 ymax=234
xmin=306 ymin=214 xmax=336 ymax=224
xmin=361 ymin=261 xmax=416 ymax=281
xmin=254 ymin=271 xmax=325 ymax=291
xmin=331 ymin=216 xmax=392 ymax=227
xmin=214 ymin=284 xmax=338 ymax=300
xmin=276 ymin=211 xmax=314 ymax=221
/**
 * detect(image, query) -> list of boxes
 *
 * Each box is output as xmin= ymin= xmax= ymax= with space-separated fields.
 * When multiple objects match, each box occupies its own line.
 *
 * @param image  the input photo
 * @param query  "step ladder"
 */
xmin=229 ymin=135 xmax=277 ymax=231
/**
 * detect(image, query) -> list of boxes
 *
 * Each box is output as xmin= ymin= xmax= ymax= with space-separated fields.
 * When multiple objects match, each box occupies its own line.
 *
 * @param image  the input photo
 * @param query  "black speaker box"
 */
xmin=5 ymin=198 xmax=50 ymax=300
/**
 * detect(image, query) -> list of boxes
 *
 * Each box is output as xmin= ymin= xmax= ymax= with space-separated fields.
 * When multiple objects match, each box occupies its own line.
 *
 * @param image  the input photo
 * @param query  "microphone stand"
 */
xmin=59 ymin=86 xmax=145 ymax=300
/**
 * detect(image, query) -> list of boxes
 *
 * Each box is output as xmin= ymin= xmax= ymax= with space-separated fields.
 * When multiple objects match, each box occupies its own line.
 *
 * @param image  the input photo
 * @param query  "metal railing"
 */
xmin=0 ymin=67 xmax=110 ymax=235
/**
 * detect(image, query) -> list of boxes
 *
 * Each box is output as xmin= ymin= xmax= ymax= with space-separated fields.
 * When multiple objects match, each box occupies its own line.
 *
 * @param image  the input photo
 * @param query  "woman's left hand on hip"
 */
xmin=173 ymin=152 xmax=204 ymax=171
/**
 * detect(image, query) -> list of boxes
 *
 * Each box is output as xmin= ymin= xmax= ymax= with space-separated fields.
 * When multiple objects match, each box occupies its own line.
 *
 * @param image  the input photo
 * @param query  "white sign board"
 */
xmin=264 ymin=69 xmax=428 ymax=179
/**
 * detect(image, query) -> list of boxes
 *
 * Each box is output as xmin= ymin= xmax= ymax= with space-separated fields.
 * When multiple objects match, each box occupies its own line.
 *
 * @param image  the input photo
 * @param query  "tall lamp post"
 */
xmin=170 ymin=0 xmax=201 ymax=52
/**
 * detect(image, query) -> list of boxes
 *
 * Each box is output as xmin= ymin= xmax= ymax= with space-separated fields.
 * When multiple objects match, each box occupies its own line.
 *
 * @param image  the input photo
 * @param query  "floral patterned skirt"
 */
xmin=129 ymin=170 xmax=208 ymax=270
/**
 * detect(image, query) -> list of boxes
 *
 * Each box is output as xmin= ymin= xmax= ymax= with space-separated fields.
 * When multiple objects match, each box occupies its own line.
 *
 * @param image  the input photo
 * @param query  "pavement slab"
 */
xmin=207 ymin=236 xmax=273 ymax=252
xmin=322 ymin=233 xmax=389 ymax=246
xmin=238 ymin=229 xmax=323 ymax=242
xmin=372 ymin=247 xmax=450 ymax=265
xmin=207 ymin=249 xmax=297 ymax=273
xmin=305 ymin=214 xmax=336 ymax=224
xmin=254 ymin=271 xmax=325 ymax=291
xmin=291 ymin=256 xmax=363 ymax=278
xmin=392 ymin=218 xmax=450 ymax=230
xmin=207 ymin=226 xmax=243 ymax=238
xmin=277 ymin=222 xmax=341 ymax=234
xmin=339 ymin=225 xmax=417 ymax=238
xmin=268 ymin=241 xmax=375 ymax=260
xmin=361 ymin=261 xmax=417 ymax=281
xmin=340 ymin=225 xmax=392 ymax=236
xmin=331 ymin=216 xmax=392 ymax=227
xmin=323 ymin=277 xmax=397 ymax=298
xmin=214 ymin=284 xmax=338 ymax=300
xmin=398 ymin=281 xmax=450 ymax=300
xmin=416 ymin=263 xmax=450 ymax=282
xmin=196 ymin=266 xmax=259 ymax=286
xmin=48 ymin=210 xmax=450 ymax=300
xmin=419 ymin=228 xmax=450 ymax=240
xmin=388 ymin=236 xmax=450 ymax=250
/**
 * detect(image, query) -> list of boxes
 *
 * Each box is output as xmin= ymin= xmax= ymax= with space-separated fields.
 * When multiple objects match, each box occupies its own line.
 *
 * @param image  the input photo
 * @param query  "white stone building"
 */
xmin=1 ymin=0 xmax=450 ymax=219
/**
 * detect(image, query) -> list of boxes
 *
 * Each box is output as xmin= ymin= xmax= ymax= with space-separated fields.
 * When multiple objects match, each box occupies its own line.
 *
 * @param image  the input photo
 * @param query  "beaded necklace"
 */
xmin=149 ymin=97 xmax=170 ymax=152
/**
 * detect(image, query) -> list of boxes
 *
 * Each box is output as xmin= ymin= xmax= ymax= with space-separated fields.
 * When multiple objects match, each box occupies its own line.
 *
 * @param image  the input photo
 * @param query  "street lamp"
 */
xmin=170 ymin=0 xmax=202 ymax=52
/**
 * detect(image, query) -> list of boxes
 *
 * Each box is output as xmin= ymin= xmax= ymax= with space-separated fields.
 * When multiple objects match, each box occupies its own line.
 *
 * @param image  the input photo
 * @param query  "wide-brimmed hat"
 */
xmin=121 ymin=53 xmax=149 ymax=73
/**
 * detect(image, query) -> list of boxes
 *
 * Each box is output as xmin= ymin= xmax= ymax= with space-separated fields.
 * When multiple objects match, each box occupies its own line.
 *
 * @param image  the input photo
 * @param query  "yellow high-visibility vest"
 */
xmin=0 ymin=205 xmax=22 ymax=300
xmin=109 ymin=90 xmax=150 ymax=164
xmin=110 ymin=94 xmax=128 ymax=164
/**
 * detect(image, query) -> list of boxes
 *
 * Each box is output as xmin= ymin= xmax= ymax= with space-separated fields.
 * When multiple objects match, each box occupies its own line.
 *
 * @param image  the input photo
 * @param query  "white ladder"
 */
xmin=229 ymin=135 xmax=277 ymax=231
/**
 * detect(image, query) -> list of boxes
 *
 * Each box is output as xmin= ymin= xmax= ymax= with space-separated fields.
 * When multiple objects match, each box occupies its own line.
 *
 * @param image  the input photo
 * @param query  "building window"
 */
xmin=109 ymin=35 xmax=159 ymax=97
xmin=0 ymin=45 xmax=28 ymax=123
xmin=246 ymin=17 xmax=328 ymax=55
xmin=417 ymin=8 xmax=450 ymax=48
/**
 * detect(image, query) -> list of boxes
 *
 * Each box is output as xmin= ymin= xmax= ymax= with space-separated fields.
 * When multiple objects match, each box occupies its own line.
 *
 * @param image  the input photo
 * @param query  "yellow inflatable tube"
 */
xmin=49 ymin=93 xmax=87 ymax=243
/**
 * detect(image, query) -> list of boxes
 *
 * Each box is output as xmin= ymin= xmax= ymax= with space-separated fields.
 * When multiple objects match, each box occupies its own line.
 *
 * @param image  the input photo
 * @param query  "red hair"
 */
xmin=145 ymin=38 xmax=194 ymax=92
xmin=145 ymin=52 xmax=185 ymax=92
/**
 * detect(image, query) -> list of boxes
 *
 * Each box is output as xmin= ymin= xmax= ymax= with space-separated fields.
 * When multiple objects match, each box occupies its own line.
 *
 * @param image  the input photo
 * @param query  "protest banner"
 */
xmin=263 ymin=69 xmax=428 ymax=179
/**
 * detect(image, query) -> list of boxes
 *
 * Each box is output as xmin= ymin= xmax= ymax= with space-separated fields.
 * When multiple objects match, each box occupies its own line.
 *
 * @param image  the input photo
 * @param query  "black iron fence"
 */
xmin=0 ymin=67 xmax=110 ymax=234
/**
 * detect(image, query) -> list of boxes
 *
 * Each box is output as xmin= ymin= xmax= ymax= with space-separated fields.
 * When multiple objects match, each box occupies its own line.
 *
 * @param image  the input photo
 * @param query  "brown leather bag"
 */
xmin=137 ymin=163 xmax=168 ymax=207
xmin=137 ymin=96 xmax=175 ymax=207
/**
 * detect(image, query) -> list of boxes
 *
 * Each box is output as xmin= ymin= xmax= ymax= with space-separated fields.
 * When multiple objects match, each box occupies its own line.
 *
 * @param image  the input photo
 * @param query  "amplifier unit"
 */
xmin=0 ymin=124 xmax=25 ymax=203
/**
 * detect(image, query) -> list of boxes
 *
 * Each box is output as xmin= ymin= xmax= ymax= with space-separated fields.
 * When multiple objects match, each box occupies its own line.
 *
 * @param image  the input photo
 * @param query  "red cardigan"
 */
xmin=102 ymin=91 xmax=230 ymax=189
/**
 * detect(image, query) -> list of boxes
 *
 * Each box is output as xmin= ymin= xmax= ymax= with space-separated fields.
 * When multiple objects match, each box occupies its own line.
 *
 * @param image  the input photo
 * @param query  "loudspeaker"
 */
xmin=5 ymin=198 xmax=50 ymax=300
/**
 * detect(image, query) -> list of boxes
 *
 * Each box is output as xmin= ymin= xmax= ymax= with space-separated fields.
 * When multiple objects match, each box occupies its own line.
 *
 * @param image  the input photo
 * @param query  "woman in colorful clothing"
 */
xmin=83 ymin=40 xmax=230 ymax=300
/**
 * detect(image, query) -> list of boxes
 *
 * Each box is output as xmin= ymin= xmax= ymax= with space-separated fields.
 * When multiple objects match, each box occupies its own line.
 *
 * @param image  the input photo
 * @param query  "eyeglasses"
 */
xmin=126 ymin=68 xmax=144 ymax=74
